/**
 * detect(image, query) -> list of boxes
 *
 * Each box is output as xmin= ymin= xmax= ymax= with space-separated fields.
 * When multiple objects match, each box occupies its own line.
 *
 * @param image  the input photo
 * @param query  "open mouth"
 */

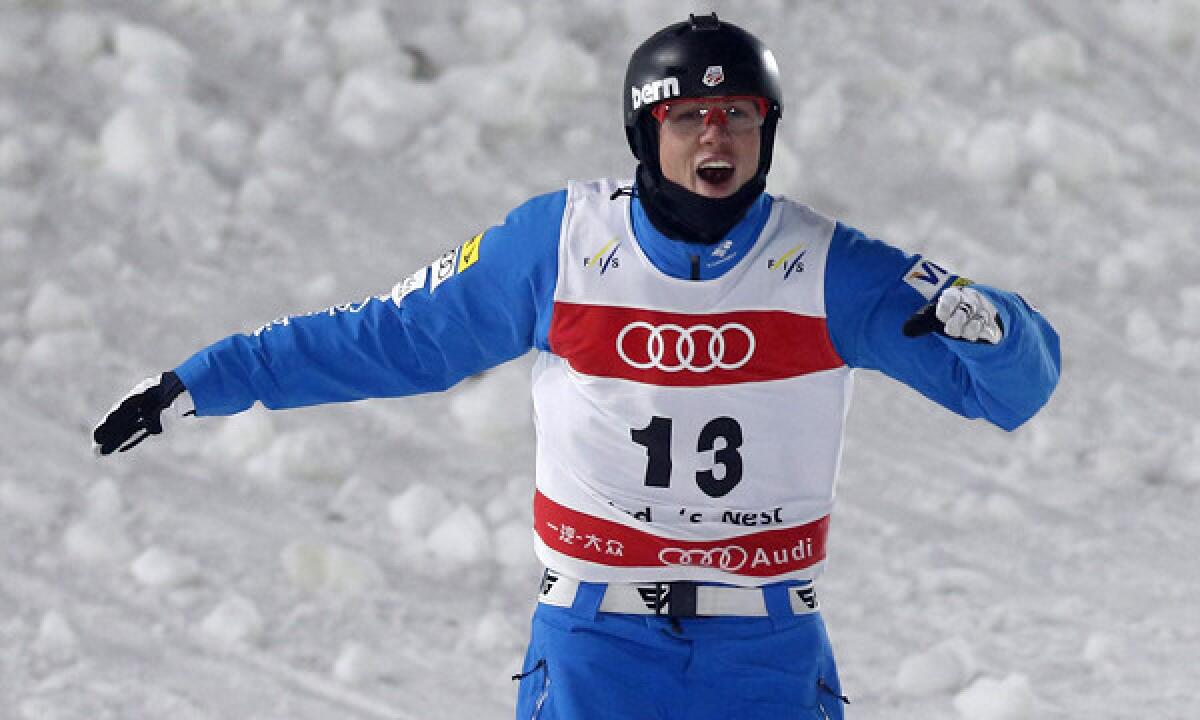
xmin=696 ymin=159 xmax=735 ymax=186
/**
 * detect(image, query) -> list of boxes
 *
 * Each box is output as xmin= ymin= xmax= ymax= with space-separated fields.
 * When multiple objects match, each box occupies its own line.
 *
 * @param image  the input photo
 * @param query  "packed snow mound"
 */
xmin=1 ymin=1 xmax=1197 ymax=718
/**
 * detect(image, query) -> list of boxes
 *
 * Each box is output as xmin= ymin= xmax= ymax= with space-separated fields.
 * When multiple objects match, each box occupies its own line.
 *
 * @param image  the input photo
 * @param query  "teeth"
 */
xmin=699 ymin=160 xmax=733 ymax=170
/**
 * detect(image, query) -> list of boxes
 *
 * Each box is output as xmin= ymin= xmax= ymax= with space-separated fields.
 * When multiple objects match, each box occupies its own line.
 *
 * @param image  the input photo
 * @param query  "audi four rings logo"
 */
xmin=658 ymin=546 xmax=750 ymax=572
xmin=616 ymin=322 xmax=756 ymax=372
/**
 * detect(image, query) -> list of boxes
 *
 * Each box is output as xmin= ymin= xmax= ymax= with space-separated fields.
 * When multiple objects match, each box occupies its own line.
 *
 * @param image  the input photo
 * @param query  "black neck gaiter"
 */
xmin=635 ymin=164 xmax=764 ymax=246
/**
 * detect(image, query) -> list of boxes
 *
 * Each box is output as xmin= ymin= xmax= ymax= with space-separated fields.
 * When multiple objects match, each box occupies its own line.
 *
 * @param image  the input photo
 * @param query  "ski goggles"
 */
xmin=650 ymin=96 xmax=770 ymax=136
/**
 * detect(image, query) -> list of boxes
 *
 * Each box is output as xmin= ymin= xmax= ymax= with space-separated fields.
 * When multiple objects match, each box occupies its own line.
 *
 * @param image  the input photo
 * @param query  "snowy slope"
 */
xmin=2 ymin=1 xmax=1198 ymax=718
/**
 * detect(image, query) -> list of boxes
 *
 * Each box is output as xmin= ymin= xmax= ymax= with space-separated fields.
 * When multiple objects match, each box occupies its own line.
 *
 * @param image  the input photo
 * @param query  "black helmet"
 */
xmin=623 ymin=13 xmax=783 ymax=162
xmin=622 ymin=14 xmax=784 ymax=246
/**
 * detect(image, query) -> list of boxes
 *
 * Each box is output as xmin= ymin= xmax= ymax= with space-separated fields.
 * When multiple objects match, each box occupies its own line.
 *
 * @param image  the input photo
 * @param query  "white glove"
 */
xmin=936 ymin=286 xmax=1004 ymax=344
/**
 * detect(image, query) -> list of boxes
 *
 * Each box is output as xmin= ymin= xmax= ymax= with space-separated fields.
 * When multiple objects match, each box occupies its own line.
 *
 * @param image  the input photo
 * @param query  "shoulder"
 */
xmin=502 ymin=187 xmax=570 ymax=227
xmin=827 ymin=221 xmax=914 ymax=276
xmin=565 ymin=177 xmax=631 ymax=200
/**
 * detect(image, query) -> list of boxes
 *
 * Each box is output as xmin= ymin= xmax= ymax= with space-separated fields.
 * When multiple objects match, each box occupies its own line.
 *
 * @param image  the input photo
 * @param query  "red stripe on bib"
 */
xmin=534 ymin=490 xmax=829 ymax=578
xmin=549 ymin=302 xmax=843 ymax=387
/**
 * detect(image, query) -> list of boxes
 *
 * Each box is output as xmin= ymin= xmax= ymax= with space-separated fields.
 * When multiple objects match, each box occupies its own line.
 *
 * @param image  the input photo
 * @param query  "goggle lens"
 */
xmin=651 ymin=97 xmax=769 ymax=134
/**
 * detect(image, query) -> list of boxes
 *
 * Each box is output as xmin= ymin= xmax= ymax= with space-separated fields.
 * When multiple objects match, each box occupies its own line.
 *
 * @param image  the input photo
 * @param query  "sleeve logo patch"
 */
xmin=429 ymin=248 xmax=459 ymax=292
xmin=424 ymin=231 xmax=485 ymax=293
xmin=387 ymin=266 xmax=429 ymax=306
xmin=904 ymin=258 xmax=953 ymax=300
xmin=458 ymin=232 xmax=482 ymax=273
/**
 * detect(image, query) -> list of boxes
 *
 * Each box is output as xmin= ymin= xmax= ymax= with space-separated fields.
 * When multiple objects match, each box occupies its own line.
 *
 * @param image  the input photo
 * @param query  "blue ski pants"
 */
xmin=513 ymin=580 xmax=847 ymax=720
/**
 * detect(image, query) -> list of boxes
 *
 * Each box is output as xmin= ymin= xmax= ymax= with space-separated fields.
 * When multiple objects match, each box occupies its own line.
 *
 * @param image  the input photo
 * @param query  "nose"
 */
xmin=698 ymin=110 xmax=731 ymax=142
xmin=702 ymin=106 xmax=729 ymax=128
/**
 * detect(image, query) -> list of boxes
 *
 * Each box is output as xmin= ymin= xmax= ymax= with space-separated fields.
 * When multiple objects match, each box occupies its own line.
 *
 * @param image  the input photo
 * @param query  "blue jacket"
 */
xmin=175 ymin=189 xmax=1060 ymax=431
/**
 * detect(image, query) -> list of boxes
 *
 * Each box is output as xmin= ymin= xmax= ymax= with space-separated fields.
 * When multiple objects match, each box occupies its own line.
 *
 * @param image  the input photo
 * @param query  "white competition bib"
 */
xmin=531 ymin=179 xmax=853 ymax=585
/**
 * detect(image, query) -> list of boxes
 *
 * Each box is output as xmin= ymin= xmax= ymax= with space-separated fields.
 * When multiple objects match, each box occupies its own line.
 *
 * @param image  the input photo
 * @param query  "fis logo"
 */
xmin=768 ymin=246 xmax=806 ymax=279
xmin=584 ymin=238 xmax=620 ymax=274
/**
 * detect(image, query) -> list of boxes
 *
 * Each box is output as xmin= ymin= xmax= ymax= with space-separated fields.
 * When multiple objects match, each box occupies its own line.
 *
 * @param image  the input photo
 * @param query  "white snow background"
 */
xmin=2 ymin=1 xmax=1198 ymax=718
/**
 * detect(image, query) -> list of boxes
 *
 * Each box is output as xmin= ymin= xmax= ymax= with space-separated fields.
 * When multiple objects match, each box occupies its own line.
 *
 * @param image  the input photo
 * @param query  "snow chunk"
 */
xmin=0 ymin=226 xmax=30 ymax=253
xmin=24 ymin=282 xmax=94 ymax=333
xmin=99 ymin=104 xmax=180 ymax=181
xmin=463 ymin=2 xmax=527 ymax=59
xmin=896 ymin=636 xmax=977 ymax=696
xmin=62 ymin=478 xmax=132 ymax=564
xmin=237 ymin=175 xmax=276 ymax=213
xmin=468 ymin=609 xmax=522 ymax=651
xmin=63 ymin=519 xmax=133 ymax=565
xmin=20 ymin=330 xmax=103 ymax=379
xmin=211 ymin=409 xmax=276 ymax=463
xmin=953 ymin=674 xmax=1035 ymax=720
xmin=1179 ymin=285 xmax=1200 ymax=334
xmin=280 ymin=539 xmax=384 ymax=595
xmin=84 ymin=478 xmax=123 ymax=522
xmin=511 ymin=30 xmax=598 ymax=99
xmin=1011 ymin=32 xmax=1088 ymax=85
xmin=46 ymin=13 xmax=107 ymax=65
xmin=332 ymin=641 xmax=388 ymax=684
xmin=1124 ymin=307 xmax=1170 ymax=365
xmin=200 ymin=117 xmax=253 ymax=175
xmin=114 ymin=23 xmax=193 ymax=67
xmin=0 ymin=22 xmax=40 ymax=76
xmin=200 ymin=594 xmax=264 ymax=647
xmin=332 ymin=61 xmax=436 ymax=149
xmin=245 ymin=430 xmax=352 ymax=484
xmin=0 ymin=480 xmax=60 ymax=526
xmin=281 ymin=12 xmax=333 ymax=77
xmin=426 ymin=504 xmax=490 ymax=567
xmin=0 ymin=186 xmax=39 ymax=227
xmin=964 ymin=121 xmax=1024 ymax=185
xmin=388 ymin=483 xmax=453 ymax=537
xmin=1109 ymin=0 xmax=1200 ymax=54
xmin=619 ymin=2 xmax=686 ymax=35
xmin=327 ymin=7 xmax=397 ymax=71
xmin=113 ymin=23 xmax=193 ymax=97
xmin=1082 ymin=633 xmax=1120 ymax=669
xmin=254 ymin=119 xmax=309 ymax=167
xmin=33 ymin=610 xmax=79 ymax=659
xmin=493 ymin=520 xmax=534 ymax=569
xmin=1024 ymin=111 xmax=1120 ymax=185
xmin=1164 ymin=435 xmax=1200 ymax=486
xmin=792 ymin=80 xmax=846 ymax=147
xmin=0 ymin=132 xmax=34 ymax=179
xmin=130 ymin=546 xmax=201 ymax=589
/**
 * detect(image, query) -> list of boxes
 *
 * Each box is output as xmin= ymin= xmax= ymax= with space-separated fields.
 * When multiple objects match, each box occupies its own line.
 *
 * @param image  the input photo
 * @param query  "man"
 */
xmin=94 ymin=14 xmax=1060 ymax=720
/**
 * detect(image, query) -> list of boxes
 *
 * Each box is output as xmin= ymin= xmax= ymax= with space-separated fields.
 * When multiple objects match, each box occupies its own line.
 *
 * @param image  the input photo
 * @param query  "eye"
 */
xmin=671 ymin=107 xmax=705 ymax=125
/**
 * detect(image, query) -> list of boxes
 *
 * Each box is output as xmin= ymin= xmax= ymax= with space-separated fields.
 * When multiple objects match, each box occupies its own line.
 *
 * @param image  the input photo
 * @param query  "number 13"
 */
xmin=630 ymin=415 xmax=744 ymax=498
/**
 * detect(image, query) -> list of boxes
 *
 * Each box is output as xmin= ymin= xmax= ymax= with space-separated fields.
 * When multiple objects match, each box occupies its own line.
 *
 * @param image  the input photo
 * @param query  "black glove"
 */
xmin=93 ymin=371 xmax=192 ymax=455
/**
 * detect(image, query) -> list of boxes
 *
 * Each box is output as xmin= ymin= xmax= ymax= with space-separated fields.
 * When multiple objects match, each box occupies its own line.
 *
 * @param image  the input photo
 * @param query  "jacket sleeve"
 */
xmin=824 ymin=222 xmax=1061 ymax=431
xmin=174 ymin=190 xmax=566 ymax=416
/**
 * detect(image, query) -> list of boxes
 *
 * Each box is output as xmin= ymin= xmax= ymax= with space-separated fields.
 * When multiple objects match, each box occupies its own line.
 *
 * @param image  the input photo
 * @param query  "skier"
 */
xmin=94 ymin=14 xmax=1060 ymax=720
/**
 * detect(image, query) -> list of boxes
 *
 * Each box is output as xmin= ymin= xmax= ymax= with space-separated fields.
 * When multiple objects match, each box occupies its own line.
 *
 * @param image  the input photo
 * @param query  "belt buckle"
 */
xmin=643 ymin=581 xmax=698 ymax=618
